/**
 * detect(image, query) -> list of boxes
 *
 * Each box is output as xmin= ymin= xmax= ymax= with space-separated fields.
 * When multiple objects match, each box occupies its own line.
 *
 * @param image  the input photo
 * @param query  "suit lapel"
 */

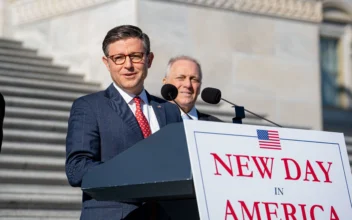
xmin=197 ymin=109 xmax=208 ymax=121
xmin=105 ymin=84 xmax=143 ymax=139
xmin=148 ymin=92 xmax=166 ymax=128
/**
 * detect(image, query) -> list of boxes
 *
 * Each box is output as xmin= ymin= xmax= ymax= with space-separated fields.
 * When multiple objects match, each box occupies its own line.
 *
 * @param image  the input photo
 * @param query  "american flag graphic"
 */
xmin=257 ymin=130 xmax=281 ymax=150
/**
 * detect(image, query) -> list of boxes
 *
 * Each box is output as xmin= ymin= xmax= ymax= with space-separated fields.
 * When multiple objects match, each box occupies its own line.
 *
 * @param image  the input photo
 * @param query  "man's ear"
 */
xmin=147 ymin=52 xmax=154 ymax=68
xmin=162 ymin=77 xmax=167 ymax=84
xmin=102 ymin=56 xmax=110 ymax=71
xmin=197 ymin=83 xmax=202 ymax=95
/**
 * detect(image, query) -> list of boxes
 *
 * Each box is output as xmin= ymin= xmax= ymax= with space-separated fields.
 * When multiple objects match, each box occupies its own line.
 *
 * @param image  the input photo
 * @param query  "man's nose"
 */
xmin=124 ymin=56 xmax=133 ymax=69
xmin=183 ymin=79 xmax=192 ymax=88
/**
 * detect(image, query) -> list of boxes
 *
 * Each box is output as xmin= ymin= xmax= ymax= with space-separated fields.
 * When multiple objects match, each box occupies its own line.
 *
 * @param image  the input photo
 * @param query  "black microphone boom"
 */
xmin=201 ymin=87 xmax=282 ymax=127
xmin=161 ymin=84 xmax=193 ymax=120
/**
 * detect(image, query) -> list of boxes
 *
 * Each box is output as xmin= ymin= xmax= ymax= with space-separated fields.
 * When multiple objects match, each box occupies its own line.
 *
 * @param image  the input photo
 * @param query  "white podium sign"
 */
xmin=183 ymin=120 xmax=352 ymax=220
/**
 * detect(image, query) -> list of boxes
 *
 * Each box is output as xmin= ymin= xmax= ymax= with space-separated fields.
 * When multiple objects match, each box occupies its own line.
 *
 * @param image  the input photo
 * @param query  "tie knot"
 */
xmin=133 ymin=96 xmax=141 ymax=105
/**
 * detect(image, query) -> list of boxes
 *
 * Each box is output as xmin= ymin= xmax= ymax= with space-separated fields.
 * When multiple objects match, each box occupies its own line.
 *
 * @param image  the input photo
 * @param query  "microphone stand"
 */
xmin=168 ymin=94 xmax=193 ymax=120
xmin=221 ymin=98 xmax=282 ymax=127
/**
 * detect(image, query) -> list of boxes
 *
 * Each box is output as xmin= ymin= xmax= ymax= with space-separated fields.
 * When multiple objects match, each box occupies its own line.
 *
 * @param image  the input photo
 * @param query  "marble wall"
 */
xmin=140 ymin=1 xmax=321 ymax=129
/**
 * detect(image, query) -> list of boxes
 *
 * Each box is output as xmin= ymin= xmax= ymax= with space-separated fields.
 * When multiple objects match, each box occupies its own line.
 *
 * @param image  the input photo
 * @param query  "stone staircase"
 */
xmin=0 ymin=38 xmax=101 ymax=220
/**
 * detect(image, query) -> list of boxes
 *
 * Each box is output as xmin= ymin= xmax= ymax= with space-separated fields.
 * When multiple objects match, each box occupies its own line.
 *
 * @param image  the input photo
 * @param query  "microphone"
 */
xmin=201 ymin=87 xmax=282 ymax=127
xmin=161 ymin=84 xmax=178 ymax=101
xmin=201 ymin=87 xmax=221 ymax=104
xmin=161 ymin=84 xmax=193 ymax=120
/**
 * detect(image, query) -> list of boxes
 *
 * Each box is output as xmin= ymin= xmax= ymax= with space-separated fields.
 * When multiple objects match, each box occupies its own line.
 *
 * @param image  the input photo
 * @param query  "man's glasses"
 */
xmin=107 ymin=52 xmax=145 ymax=65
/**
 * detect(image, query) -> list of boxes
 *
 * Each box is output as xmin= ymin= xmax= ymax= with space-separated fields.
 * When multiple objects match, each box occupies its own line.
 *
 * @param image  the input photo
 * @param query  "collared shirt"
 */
xmin=113 ymin=83 xmax=160 ymax=133
xmin=180 ymin=106 xmax=198 ymax=120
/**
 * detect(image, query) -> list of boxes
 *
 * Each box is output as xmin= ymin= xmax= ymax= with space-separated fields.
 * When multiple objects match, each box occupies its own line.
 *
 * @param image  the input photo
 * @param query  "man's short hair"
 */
xmin=165 ymin=55 xmax=203 ymax=81
xmin=102 ymin=25 xmax=151 ymax=56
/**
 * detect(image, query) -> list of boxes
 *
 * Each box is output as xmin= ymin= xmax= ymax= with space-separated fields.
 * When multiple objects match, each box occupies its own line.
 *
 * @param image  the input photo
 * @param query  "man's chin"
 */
xmin=177 ymin=100 xmax=192 ymax=106
xmin=177 ymin=102 xmax=194 ymax=111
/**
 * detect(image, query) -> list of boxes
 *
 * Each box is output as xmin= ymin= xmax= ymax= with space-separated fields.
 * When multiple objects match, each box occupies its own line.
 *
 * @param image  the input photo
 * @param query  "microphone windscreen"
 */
xmin=201 ymin=87 xmax=221 ymax=104
xmin=161 ymin=84 xmax=178 ymax=101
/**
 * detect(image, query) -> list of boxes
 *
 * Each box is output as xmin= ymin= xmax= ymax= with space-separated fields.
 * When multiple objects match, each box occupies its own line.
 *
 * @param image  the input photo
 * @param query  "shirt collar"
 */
xmin=113 ymin=83 xmax=149 ymax=105
xmin=181 ymin=106 xmax=198 ymax=120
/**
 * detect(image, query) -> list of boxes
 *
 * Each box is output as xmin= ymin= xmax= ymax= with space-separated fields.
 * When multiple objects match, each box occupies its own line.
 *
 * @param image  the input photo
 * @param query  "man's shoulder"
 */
xmin=197 ymin=110 xmax=222 ymax=122
xmin=149 ymin=95 xmax=168 ymax=104
xmin=152 ymin=95 xmax=181 ymax=111
xmin=72 ymin=90 xmax=107 ymax=107
xmin=77 ymin=90 xmax=107 ymax=101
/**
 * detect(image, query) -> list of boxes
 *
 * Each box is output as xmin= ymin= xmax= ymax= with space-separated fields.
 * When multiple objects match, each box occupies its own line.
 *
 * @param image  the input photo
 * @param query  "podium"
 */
xmin=81 ymin=121 xmax=352 ymax=219
xmin=81 ymin=122 xmax=200 ymax=219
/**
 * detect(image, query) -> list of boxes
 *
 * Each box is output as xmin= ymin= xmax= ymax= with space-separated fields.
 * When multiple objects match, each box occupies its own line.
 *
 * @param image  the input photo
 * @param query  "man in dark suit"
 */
xmin=65 ymin=25 xmax=182 ymax=220
xmin=163 ymin=56 xmax=221 ymax=122
xmin=0 ymin=93 xmax=4 ymax=151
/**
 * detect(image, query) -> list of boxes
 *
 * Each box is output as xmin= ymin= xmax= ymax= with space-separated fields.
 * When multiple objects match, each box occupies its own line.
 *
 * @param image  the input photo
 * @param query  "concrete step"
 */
xmin=1 ymin=142 xmax=65 ymax=157
xmin=0 ymin=193 xmax=80 ymax=209
xmin=0 ymin=184 xmax=81 ymax=197
xmin=0 ymin=169 xmax=68 ymax=185
xmin=3 ymin=129 xmax=66 ymax=144
xmin=5 ymin=96 xmax=72 ymax=111
xmin=0 ymin=47 xmax=37 ymax=57
xmin=0 ymin=38 xmax=23 ymax=49
xmin=5 ymin=106 xmax=69 ymax=121
xmin=4 ymin=117 xmax=67 ymax=132
xmin=0 ymin=154 xmax=65 ymax=171
xmin=0 ymin=68 xmax=86 ymax=83
xmin=0 ymin=184 xmax=81 ymax=209
xmin=1 ymin=86 xmax=86 ymax=102
xmin=0 ymin=47 xmax=47 ymax=59
xmin=0 ymin=209 xmax=80 ymax=220
xmin=0 ymin=54 xmax=53 ymax=66
xmin=345 ymin=137 xmax=351 ymax=148
xmin=0 ymin=217 xmax=79 ymax=220
xmin=0 ymin=61 xmax=68 ymax=74
xmin=0 ymin=75 xmax=100 ymax=93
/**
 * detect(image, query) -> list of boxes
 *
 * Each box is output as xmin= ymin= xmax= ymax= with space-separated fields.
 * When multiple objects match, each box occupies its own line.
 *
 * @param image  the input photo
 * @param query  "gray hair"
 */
xmin=165 ymin=55 xmax=203 ymax=81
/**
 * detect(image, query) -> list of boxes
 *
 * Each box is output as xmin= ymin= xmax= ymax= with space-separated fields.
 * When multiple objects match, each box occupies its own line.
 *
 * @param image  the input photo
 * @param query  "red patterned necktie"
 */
xmin=133 ymin=96 xmax=152 ymax=138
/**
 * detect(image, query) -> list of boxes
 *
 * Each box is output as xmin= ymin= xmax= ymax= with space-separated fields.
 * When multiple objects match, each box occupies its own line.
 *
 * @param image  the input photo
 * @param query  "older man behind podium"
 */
xmin=163 ymin=56 xmax=221 ymax=122
xmin=160 ymin=57 xmax=221 ymax=219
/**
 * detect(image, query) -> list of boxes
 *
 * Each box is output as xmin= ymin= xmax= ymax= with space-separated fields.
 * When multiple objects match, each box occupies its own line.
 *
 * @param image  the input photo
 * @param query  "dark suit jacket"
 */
xmin=0 ymin=93 xmax=4 ymax=151
xmin=197 ymin=110 xmax=222 ymax=122
xmin=65 ymin=84 xmax=182 ymax=220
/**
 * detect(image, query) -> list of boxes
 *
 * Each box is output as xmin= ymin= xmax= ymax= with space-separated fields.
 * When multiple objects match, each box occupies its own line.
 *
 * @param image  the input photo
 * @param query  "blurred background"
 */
xmin=0 ymin=0 xmax=351 ymax=219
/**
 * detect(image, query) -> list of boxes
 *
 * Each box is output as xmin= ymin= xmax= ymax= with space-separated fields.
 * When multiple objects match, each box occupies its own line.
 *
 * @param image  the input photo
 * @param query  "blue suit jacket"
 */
xmin=65 ymin=84 xmax=182 ymax=220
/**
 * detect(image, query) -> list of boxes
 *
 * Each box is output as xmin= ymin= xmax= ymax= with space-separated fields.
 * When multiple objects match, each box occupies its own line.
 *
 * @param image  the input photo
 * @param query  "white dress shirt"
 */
xmin=113 ymin=83 xmax=160 ymax=133
xmin=181 ymin=106 xmax=198 ymax=120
